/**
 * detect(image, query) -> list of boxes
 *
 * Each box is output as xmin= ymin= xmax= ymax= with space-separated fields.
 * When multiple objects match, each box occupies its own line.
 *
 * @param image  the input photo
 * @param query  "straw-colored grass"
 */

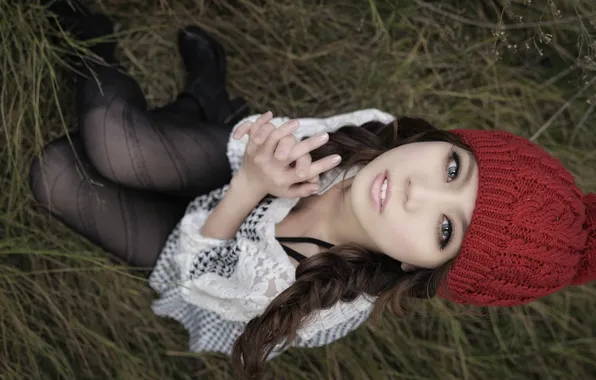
xmin=2 ymin=0 xmax=596 ymax=379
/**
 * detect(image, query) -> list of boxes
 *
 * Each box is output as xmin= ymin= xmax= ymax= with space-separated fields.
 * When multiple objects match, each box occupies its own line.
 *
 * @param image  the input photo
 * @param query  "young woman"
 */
xmin=31 ymin=2 xmax=596 ymax=378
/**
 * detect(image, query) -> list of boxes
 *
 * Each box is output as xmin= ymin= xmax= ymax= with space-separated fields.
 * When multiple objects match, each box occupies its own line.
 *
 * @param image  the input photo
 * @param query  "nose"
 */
xmin=404 ymin=178 xmax=458 ymax=212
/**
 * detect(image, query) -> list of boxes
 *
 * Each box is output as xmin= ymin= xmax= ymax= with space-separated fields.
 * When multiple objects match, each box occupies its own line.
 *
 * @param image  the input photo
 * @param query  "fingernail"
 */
xmin=318 ymin=133 xmax=329 ymax=142
xmin=331 ymin=155 xmax=342 ymax=164
xmin=277 ymin=151 xmax=287 ymax=160
xmin=297 ymin=170 xmax=306 ymax=177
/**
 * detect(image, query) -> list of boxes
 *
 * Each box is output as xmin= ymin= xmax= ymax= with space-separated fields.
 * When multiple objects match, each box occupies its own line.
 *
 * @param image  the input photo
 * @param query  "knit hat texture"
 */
xmin=441 ymin=129 xmax=596 ymax=306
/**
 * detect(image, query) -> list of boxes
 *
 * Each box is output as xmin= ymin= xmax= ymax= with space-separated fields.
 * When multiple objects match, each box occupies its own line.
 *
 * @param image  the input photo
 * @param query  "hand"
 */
xmin=234 ymin=112 xmax=320 ymax=184
xmin=232 ymin=112 xmax=342 ymax=198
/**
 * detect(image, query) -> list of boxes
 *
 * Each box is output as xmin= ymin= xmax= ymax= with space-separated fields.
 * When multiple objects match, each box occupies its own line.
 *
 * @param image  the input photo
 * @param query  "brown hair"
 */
xmin=231 ymin=117 xmax=471 ymax=378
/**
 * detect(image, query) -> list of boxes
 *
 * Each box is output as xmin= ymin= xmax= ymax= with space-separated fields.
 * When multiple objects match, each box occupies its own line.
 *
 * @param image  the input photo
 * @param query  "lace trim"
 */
xmin=180 ymin=240 xmax=295 ymax=321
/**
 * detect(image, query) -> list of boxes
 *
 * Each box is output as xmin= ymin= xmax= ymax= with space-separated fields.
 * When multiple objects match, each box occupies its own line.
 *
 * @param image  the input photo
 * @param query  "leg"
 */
xmin=29 ymin=135 xmax=188 ymax=267
xmin=49 ymin=1 xmax=244 ymax=196
xmin=78 ymin=66 xmax=234 ymax=196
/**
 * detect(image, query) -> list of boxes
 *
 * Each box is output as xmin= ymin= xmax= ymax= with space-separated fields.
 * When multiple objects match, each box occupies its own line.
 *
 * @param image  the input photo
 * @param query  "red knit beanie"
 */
xmin=440 ymin=129 xmax=596 ymax=307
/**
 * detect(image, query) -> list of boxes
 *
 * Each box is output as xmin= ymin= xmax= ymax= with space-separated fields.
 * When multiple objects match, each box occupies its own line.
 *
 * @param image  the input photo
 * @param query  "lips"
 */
xmin=371 ymin=171 xmax=391 ymax=213
xmin=380 ymin=172 xmax=391 ymax=211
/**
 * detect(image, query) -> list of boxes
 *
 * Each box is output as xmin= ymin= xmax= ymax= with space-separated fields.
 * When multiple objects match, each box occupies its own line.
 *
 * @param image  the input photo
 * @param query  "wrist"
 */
xmin=230 ymin=170 xmax=268 ymax=201
xmin=200 ymin=172 xmax=265 ymax=241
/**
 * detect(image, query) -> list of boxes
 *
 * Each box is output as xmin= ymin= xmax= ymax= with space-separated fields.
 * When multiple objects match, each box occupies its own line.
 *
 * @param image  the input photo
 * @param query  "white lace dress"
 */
xmin=148 ymin=108 xmax=396 ymax=356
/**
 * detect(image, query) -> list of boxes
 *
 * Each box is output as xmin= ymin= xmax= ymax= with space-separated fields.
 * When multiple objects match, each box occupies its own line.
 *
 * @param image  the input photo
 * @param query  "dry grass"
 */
xmin=2 ymin=0 xmax=596 ymax=379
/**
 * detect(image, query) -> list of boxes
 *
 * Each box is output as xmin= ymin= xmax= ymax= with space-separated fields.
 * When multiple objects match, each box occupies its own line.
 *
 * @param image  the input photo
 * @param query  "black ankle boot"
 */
xmin=177 ymin=26 xmax=248 ymax=126
xmin=45 ymin=0 xmax=117 ymax=63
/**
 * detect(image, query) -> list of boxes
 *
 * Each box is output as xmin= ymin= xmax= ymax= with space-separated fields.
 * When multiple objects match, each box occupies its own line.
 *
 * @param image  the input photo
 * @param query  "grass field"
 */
xmin=2 ymin=0 xmax=596 ymax=379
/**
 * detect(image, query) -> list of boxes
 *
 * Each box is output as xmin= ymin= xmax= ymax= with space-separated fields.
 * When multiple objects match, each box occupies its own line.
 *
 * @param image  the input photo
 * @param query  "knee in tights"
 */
xmin=29 ymin=136 xmax=186 ymax=268
xmin=29 ymin=137 xmax=86 ymax=215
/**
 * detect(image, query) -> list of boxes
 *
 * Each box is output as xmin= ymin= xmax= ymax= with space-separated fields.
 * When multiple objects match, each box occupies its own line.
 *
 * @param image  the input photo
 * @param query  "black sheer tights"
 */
xmin=29 ymin=65 xmax=234 ymax=268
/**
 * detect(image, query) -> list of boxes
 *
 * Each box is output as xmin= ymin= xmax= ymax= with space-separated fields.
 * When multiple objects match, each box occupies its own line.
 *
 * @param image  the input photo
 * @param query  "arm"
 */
xmin=201 ymin=112 xmax=341 ymax=240
xmin=200 ymin=173 xmax=265 ymax=240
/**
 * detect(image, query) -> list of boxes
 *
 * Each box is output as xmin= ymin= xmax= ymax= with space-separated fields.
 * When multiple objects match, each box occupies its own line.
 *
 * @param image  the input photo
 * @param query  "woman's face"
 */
xmin=350 ymin=141 xmax=479 ymax=269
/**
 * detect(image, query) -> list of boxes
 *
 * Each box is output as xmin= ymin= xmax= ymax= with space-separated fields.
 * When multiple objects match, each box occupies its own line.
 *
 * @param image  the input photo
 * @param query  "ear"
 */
xmin=401 ymin=262 xmax=418 ymax=272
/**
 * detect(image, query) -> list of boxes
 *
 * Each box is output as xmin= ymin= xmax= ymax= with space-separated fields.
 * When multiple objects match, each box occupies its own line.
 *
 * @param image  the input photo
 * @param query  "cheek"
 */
xmin=380 ymin=214 xmax=435 ymax=262
xmin=391 ymin=223 xmax=419 ymax=252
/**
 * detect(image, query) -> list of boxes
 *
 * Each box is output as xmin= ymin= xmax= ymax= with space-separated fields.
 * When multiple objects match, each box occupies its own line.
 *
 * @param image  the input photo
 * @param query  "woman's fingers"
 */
xmin=250 ymin=121 xmax=276 ymax=145
xmin=287 ymin=132 xmax=329 ymax=163
xmin=285 ymin=182 xmax=320 ymax=198
xmin=294 ymin=153 xmax=312 ymax=179
xmin=232 ymin=121 xmax=252 ymax=140
xmin=300 ymin=154 xmax=342 ymax=180
xmin=232 ymin=111 xmax=273 ymax=140
xmin=261 ymin=119 xmax=299 ymax=153
xmin=306 ymin=175 xmax=319 ymax=184
xmin=274 ymin=135 xmax=298 ymax=160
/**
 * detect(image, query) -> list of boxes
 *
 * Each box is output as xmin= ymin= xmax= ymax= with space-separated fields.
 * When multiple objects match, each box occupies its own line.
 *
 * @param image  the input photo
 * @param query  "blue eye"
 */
xmin=439 ymin=215 xmax=453 ymax=250
xmin=447 ymin=151 xmax=461 ymax=182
